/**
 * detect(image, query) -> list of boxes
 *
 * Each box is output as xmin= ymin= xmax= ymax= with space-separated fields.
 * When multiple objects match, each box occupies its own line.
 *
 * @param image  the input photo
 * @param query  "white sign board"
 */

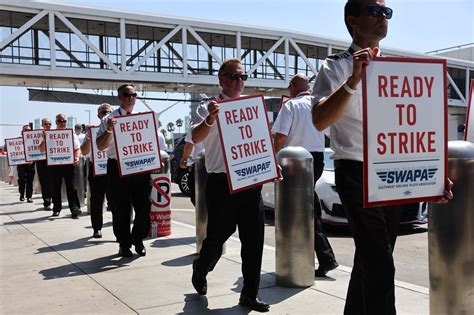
xmin=89 ymin=126 xmax=108 ymax=176
xmin=362 ymin=57 xmax=447 ymax=207
xmin=22 ymin=130 xmax=46 ymax=162
xmin=45 ymin=129 xmax=75 ymax=166
xmin=465 ymin=80 xmax=474 ymax=143
xmin=5 ymin=137 xmax=26 ymax=166
xmin=113 ymin=111 xmax=162 ymax=177
xmin=216 ymin=94 xmax=278 ymax=193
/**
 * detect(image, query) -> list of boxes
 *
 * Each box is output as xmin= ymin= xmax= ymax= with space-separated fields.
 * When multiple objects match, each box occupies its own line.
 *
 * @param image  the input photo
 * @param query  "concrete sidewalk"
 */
xmin=0 ymin=181 xmax=428 ymax=314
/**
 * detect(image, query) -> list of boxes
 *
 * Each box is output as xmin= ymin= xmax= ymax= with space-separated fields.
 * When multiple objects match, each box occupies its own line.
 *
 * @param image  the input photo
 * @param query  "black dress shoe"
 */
xmin=118 ymin=247 xmax=133 ymax=258
xmin=20 ymin=197 xmax=25 ymax=201
xmin=191 ymin=259 xmax=207 ymax=295
xmin=239 ymin=294 xmax=270 ymax=312
xmin=315 ymin=261 xmax=339 ymax=277
xmin=44 ymin=205 xmax=51 ymax=211
xmin=134 ymin=241 xmax=146 ymax=256
xmin=27 ymin=198 xmax=33 ymax=203
xmin=71 ymin=209 xmax=82 ymax=219
xmin=92 ymin=230 xmax=102 ymax=238
xmin=52 ymin=211 xmax=60 ymax=217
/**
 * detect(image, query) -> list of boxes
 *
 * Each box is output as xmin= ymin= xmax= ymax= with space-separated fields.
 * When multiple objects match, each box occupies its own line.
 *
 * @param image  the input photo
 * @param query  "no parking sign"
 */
xmin=149 ymin=175 xmax=171 ymax=237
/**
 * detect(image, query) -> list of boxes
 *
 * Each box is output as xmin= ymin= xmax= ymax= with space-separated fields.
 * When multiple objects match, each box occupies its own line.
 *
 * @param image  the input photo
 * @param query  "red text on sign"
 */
xmin=378 ymin=76 xmax=434 ymax=98
xmin=377 ymin=131 xmax=436 ymax=155
xmin=230 ymin=139 xmax=267 ymax=160
xmin=224 ymin=106 xmax=259 ymax=125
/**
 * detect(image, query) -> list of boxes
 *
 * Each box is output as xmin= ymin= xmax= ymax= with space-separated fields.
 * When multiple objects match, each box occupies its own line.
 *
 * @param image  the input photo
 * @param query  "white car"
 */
xmin=262 ymin=148 xmax=428 ymax=226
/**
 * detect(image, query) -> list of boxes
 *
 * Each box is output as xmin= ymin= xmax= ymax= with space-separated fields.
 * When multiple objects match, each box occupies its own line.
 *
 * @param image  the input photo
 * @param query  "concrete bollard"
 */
xmin=275 ymin=146 xmax=315 ymax=287
xmin=429 ymin=140 xmax=474 ymax=314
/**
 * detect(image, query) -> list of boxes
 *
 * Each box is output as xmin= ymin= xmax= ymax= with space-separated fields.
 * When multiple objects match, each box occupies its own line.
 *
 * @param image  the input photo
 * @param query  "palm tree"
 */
xmin=160 ymin=129 xmax=167 ymax=139
xmin=167 ymin=122 xmax=175 ymax=133
xmin=176 ymin=118 xmax=183 ymax=133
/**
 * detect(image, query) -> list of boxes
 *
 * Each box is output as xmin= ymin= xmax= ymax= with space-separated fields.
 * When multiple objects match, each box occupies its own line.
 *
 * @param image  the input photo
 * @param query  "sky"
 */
xmin=1 ymin=0 xmax=473 ymax=142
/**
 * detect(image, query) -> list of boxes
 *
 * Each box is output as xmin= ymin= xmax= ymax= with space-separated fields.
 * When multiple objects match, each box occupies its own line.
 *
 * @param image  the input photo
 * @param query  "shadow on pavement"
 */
xmin=36 ymin=236 xmax=115 ymax=253
xmin=39 ymin=254 xmax=139 ymax=279
xmin=150 ymin=236 xmax=196 ymax=248
xmin=178 ymin=294 xmax=249 ymax=314
xmin=161 ymin=253 xmax=195 ymax=267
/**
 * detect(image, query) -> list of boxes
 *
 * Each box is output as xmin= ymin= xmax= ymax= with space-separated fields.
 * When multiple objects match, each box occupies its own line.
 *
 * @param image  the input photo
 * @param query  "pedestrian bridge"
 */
xmin=0 ymin=0 xmax=472 ymax=104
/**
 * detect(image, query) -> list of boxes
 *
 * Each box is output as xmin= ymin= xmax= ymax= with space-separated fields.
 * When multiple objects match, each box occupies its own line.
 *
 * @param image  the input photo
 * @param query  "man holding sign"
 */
xmin=96 ymin=84 xmax=152 ymax=258
xmin=17 ymin=124 xmax=35 ymax=203
xmin=191 ymin=59 xmax=277 ymax=312
xmin=81 ymin=103 xmax=113 ymax=239
xmin=311 ymin=1 xmax=453 ymax=314
xmin=40 ymin=113 xmax=82 ymax=218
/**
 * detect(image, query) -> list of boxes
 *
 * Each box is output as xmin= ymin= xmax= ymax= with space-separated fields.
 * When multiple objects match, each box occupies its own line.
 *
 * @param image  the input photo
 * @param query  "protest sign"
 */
xmin=45 ymin=129 xmax=75 ymax=165
xmin=216 ymin=94 xmax=278 ymax=193
xmin=89 ymin=126 xmax=108 ymax=176
xmin=465 ymin=79 xmax=474 ymax=143
xmin=362 ymin=57 xmax=447 ymax=207
xmin=113 ymin=111 xmax=162 ymax=177
xmin=22 ymin=129 xmax=46 ymax=162
xmin=5 ymin=137 xmax=26 ymax=166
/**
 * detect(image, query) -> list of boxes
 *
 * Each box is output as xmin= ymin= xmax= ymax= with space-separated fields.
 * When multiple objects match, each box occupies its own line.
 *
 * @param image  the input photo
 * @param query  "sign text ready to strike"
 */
xmin=362 ymin=57 xmax=447 ymax=207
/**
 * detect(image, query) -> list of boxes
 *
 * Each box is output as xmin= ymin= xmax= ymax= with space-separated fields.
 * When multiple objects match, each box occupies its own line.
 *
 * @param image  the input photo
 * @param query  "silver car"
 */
xmin=261 ymin=148 xmax=428 ymax=226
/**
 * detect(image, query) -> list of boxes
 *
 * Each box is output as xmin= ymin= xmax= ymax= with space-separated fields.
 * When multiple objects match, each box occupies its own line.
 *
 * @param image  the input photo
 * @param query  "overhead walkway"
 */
xmin=0 ymin=0 xmax=472 ymax=104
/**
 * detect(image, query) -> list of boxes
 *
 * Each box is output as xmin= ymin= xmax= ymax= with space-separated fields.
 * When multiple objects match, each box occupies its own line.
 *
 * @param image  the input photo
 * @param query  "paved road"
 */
xmin=170 ymin=185 xmax=429 ymax=288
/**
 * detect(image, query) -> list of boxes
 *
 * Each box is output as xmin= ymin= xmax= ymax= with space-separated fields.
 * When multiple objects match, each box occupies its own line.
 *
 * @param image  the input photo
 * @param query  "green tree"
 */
xmin=160 ymin=129 xmax=167 ymax=139
xmin=176 ymin=118 xmax=184 ymax=133
xmin=167 ymin=122 xmax=175 ymax=133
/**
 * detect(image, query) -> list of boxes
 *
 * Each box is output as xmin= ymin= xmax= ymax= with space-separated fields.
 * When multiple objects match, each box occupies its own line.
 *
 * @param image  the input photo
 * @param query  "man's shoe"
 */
xmin=71 ymin=209 xmax=82 ymax=219
xmin=134 ymin=241 xmax=146 ymax=256
xmin=118 ymin=247 xmax=133 ymax=258
xmin=239 ymin=294 xmax=270 ymax=312
xmin=20 ymin=197 xmax=25 ymax=201
xmin=93 ymin=230 xmax=102 ymax=238
xmin=52 ymin=211 xmax=60 ymax=217
xmin=44 ymin=205 xmax=51 ymax=211
xmin=27 ymin=198 xmax=33 ymax=203
xmin=315 ymin=261 xmax=339 ymax=277
xmin=191 ymin=260 xmax=207 ymax=295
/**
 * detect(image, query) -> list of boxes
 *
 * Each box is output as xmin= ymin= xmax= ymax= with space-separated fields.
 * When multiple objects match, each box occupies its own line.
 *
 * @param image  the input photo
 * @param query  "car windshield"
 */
xmin=323 ymin=150 xmax=335 ymax=171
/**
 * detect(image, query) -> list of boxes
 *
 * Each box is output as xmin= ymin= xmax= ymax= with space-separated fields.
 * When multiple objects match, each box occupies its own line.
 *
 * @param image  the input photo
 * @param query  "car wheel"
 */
xmin=178 ymin=170 xmax=191 ymax=196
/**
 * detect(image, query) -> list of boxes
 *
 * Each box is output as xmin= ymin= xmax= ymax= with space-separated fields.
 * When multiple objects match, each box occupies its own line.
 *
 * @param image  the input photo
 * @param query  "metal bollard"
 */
xmin=0 ymin=156 xmax=7 ymax=182
xmin=275 ymin=146 xmax=315 ymax=287
xmin=429 ymin=141 xmax=474 ymax=314
xmin=194 ymin=151 xmax=225 ymax=254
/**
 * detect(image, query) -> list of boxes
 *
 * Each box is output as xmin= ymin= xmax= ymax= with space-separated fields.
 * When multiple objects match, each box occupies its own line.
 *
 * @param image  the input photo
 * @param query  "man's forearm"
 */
xmin=191 ymin=120 xmax=211 ymax=144
xmin=96 ymin=132 xmax=111 ymax=151
xmin=80 ymin=137 xmax=91 ymax=155
xmin=312 ymin=84 xmax=355 ymax=131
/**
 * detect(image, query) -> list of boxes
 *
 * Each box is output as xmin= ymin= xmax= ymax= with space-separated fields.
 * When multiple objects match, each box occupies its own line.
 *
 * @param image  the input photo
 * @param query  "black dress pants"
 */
xmin=311 ymin=151 xmax=337 ymax=268
xmin=194 ymin=173 xmax=264 ymax=299
xmin=17 ymin=163 xmax=35 ymax=199
xmin=36 ymin=160 xmax=52 ymax=207
xmin=50 ymin=165 xmax=81 ymax=213
xmin=107 ymin=159 xmax=151 ymax=248
xmin=88 ymin=161 xmax=108 ymax=231
xmin=335 ymin=160 xmax=400 ymax=315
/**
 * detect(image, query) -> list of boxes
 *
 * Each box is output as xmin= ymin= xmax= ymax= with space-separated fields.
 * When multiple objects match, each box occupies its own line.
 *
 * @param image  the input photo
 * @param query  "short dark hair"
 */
xmin=218 ymin=59 xmax=242 ymax=76
xmin=117 ymin=83 xmax=135 ymax=94
xmin=344 ymin=0 xmax=363 ymax=37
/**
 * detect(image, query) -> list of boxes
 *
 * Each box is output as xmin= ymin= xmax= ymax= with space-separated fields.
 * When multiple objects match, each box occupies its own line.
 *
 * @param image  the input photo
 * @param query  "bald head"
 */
xmin=288 ymin=74 xmax=310 ymax=97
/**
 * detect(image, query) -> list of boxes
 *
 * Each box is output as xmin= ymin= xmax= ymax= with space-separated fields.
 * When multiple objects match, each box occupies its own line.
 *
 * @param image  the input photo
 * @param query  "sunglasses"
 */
xmin=224 ymin=73 xmax=248 ymax=81
xmin=367 ymin=5 xmax=393 ymax=19
xmin=43 ymin=123 xmax=52 ymax=126
xmin=100 ymin=110 xmax=112 ymax=116
xmin=121 ymin=92 xmax=137 ymax=98
xmin=56 ymin=120 xmax=67 ymax=123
